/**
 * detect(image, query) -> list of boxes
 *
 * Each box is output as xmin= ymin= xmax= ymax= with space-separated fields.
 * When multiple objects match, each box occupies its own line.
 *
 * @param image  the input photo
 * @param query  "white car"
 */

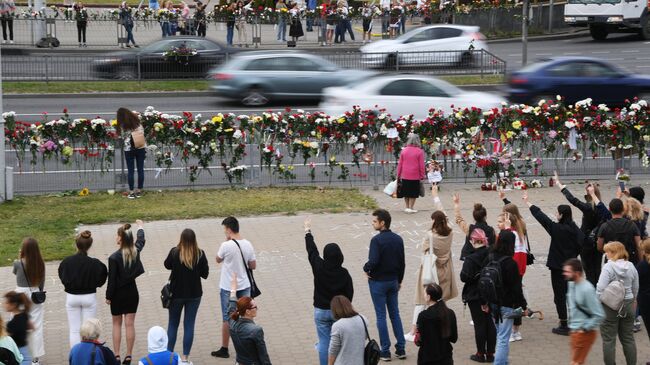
xmin=359 ymin=25 xmax=488 ymax=68
xmin=319 ymin=75 xmax=504 ymax=120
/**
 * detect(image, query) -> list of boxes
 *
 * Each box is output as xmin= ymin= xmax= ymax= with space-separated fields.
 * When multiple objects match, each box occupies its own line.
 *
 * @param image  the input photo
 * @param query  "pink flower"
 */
xmin=548 ymin=130 xmax=558 ymax=139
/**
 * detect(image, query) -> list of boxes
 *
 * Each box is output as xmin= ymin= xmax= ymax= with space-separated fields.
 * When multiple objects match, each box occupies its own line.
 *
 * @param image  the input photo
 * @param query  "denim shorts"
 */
xmin=220 ymin=288 xmax=251 ymax=321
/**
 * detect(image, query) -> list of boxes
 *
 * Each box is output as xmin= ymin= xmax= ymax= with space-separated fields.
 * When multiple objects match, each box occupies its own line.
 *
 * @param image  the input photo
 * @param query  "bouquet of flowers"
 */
xmin=164 ymin=45 xmax=198 ymax=65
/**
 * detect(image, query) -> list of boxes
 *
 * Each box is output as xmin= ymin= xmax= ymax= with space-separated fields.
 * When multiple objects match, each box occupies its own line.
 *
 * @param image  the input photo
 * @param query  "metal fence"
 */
xmin=7 ymin=142 xmax=649 ymax=195
xmin=1 ymin=49 xmax=505 ymax=81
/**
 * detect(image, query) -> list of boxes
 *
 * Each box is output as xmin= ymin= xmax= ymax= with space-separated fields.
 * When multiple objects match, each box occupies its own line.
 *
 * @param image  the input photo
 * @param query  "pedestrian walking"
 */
xmin=0 ymin=315 xmax=23 ymax=365
xmin=485 ymin=229 xmax=528 ymax=365
xmin=137 ymin=327 xmax=181 ymax=365
xmin=74 ymin=2 xmax=88 ymax=47
xmin=116 ymin=107 xmax=146 ymax=199
xmin=0 ymin=0 xmax=15 ymax=44
xmin=597 ymin=198 xmax=642 ymax=264
xmin=303 ymin=217 xmax=354 ymax=365
xmin=454 ymin=193 xmax=495 ymax=261
xmin=226 ymin=274 xmax=271 ymax=365
xmin=164 ymin=229 xmax=209 ymax=364
xmin=328 ymin=295 xmax=367 ymax=365
xmin=361 ymin=2 xmax=373 ymax=44
xmin=555 ymin=173 xmax=606 ymax=286
xmin=3 ymin=291 xmax=31 ymax=365
xmin=275 ymin=0 xmax=287 ymax=42
xmin=522 ymin=191 xmax=584 ymax=336
xmin=225 ymin=3 xmax=236 ymax=46
xmin=13 ymin=237 xmax=45 ymax=365
xmin=193 ymin=0 xmax=208 ymax=37
xmin=119 ymin=2 xmax=138 ymax=47
xmin=406 ymin=185 xmax=458 ymax=341
xmin=363 ymin=209 xmax=407 ymax=361
xmin=396 ymin=133 xmax=425 ymax=213
xmin=58 ymin=231 xmax=108 ymax=347
xmin=212 ymin=217 xmax=257 ymax=359
xmin=597 ymin=241 xmax=639 ymax=365
xmin=637 ymin=239 xmax=650 ymax=342
xmin=415 ymin=284 xmax=458 ymax=365
xmin=69 ymin=318 xmax=118 ymax=365
xmin=562 ymin=258 xmax=604 ymax=365
xmin=106 ymin=220 xmax=146 ymax=365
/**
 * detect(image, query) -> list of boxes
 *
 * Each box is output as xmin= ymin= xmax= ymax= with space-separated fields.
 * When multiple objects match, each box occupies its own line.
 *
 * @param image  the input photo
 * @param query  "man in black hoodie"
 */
xmin=304 ymin=217 xmax=354 ymax=365
xmin=523 ymin=191 xmax=584 ymax=336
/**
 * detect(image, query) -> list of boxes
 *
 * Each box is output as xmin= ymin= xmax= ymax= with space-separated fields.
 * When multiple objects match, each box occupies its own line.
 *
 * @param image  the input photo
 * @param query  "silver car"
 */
xmin=208 ymin=51 xmax=376 ymax=106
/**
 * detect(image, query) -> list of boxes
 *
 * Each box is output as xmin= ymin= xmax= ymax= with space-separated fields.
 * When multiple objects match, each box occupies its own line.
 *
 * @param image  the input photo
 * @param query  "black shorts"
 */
xmin=362 ymin=19 xmax=372 ymax=32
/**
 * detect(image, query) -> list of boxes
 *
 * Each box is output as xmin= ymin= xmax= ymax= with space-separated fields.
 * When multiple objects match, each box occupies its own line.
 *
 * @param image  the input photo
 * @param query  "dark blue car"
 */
xmin=507 ymin=57 xmax=650 ymax=106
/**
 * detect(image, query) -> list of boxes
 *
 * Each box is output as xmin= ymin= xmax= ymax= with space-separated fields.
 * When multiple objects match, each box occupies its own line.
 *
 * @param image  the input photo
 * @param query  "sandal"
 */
xmin=115 ymin=355 xmax=121 ymax=363
xmin=122 ymin=355 xmax=132 ymax=365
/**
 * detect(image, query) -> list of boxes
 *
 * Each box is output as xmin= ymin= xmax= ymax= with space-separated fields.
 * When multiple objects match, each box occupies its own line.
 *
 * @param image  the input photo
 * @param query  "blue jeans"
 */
xmin=226 ymin=24 xmax=234 ymax=45
xmin=220 ymin=288 xmax=250 ymax=321
xmin=314 ymin=308 xmax=334 ymax=365
xmin=161 ymin=21 xmax=171 ymax=37
xmin=18 ymin=346 xmax=31 ymax=365
xmin=368 ymin=280 xmax=405 ymax=357
xmin=493 ymin=306 xmax=515 ymax=365
xmin=124 ymin=148 xmax=146 ymax=191
xmin=277 ymin=19 xmax=286 ymax=41
xmin=334 ymin=22 xmax=344 ymax=42
xmin=167 ymin=297 xmax=201 ymax=356
xmin=124 ymin=25 xmax=135 ymax=45
xmin=343 ymin=19 xmax=354 ymax=40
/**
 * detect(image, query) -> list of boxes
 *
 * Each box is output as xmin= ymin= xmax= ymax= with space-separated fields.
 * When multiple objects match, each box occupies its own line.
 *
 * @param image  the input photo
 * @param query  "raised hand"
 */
xmin=498 ymin=189 xmax=506 ymax=200
xmin=553 ymin=171 xmax=562 ymax=188
xmin=503 ymin=212 xmax=512 ymax=229
xmin=452 ymin=193 xmax=460 ymax=205
xmin=135 ymin=219 xmax=144 ymax=229
xmin=304 ymin=216 xmax=312 ymax=232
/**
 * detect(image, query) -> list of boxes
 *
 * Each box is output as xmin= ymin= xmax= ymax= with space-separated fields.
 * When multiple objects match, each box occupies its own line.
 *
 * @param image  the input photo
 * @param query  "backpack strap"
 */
xmin=169 ymin=352 xmax=174 ymax=365
xmin=358 ymin=315 xmax=370 ymax=342
xmin=90 ymin=344 xmax=97 ymax=365
xmin=145 ymin=355 xmax=154 ymax=365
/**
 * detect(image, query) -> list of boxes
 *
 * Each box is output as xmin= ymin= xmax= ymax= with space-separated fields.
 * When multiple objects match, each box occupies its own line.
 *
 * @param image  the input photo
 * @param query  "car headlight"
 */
xmin=564 ymin=16 xmax=576 ymax=23
xmin=607 ymin=16 xmax=623 ymax=23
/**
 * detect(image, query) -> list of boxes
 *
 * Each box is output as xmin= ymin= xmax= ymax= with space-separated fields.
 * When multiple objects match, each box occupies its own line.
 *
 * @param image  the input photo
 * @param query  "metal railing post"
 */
xmin=45 ymin=55 xmax=50 ymax=85
xmin=548 ymin=0 xmax=554 ymax=33
xmin=395 ymin=51 xmax=399 ymax=72
xmin=137 ymin=53 xmax=141 ymax=82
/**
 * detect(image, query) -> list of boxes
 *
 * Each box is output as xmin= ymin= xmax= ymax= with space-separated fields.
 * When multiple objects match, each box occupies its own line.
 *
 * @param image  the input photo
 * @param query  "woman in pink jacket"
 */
xmin=396 ymin=133 xmax=425 ymax=213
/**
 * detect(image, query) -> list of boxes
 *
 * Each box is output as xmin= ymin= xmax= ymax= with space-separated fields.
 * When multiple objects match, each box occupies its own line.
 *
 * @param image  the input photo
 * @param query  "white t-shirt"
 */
xmin=217 ymin=239 xmax=256 ymax=291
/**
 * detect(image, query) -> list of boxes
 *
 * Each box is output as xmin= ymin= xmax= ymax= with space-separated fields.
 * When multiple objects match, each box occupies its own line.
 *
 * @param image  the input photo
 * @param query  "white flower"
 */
xmin=598 ymin=104 xmax=610 ymax=112
xmin=639 ymin=100 xmax=648 ymax=107
xmin=575 ymin=98 xmax=593 ymax=108
xmin=310 ymin=142 xmax=319 ymax=149
xmin=630 ymin=103 xmax=641 ymax=111
xmin=347 ymin=135 xmax=358 ymax=145
xmin=2 ymin=111 xmax=16 ymax=119
xmin=210 ymin=142 xmax=217 ymax=150
xmin=233 ymin=130 xmax=243 ymax=139
xmin=355 ymin=143 xmax=365 ymax=150
xmin=565 ymin=121 xmax=576 ymax=129
xmin=556 ymin=95 xmax=562 ymax=101
xmin=263 ymin=147 xmax=271 ymax=153
xmin=380 ymin=124 xmax=388 ymax=135
xmin=186 ymin=141 xmax=195 ymax=147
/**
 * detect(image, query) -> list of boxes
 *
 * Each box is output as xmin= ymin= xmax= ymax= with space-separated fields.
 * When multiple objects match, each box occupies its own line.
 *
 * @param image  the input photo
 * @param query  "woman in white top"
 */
xmin=116 ymin=107 xmax=146 ymax=199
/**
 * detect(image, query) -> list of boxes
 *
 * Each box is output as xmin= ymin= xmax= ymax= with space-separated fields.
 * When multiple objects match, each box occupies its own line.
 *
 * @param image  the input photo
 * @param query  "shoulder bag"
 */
xmin=233 ymin=240 xmax=261 ymax=298
xmin=20 ymin=261 xmax=46 ymax=304
xmin=131 ymin=127 xmax=146 ymax=149
xmin=359 ymin=315 xmax=380 ymax=365
xmin=160 ymin=272 xmax=173 ymax=309
xmin=599 ymin=260 xmax=626 ymax=314
xmin=525 ymin=233 xmax=535 ymax=266
xmin=421 ymin=236 xmax=439 ymax=286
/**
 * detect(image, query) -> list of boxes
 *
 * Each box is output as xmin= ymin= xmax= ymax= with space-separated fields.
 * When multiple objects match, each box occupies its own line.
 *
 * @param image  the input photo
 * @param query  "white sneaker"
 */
xmin=410 ymin=209 xmax=418 ymax=213
xmin=469 ymin=320 xmax=474 ymax=326
xmin=404 ymin=332 xmax=415 ymax=342
xmin=513 ymin=331 xmax=522 ymax=341
xmin=404 ymin=208 xmax=412 ymax=213
xmin=9 ymin=40 xmax=13 ymax=44
xmin=509 ymin=333 xmax=516 ymax=342
xmin=180 ymin=361 xmax=193 ymax=365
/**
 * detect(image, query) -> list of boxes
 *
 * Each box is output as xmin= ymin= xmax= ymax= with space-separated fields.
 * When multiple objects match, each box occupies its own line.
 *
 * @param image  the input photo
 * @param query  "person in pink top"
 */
xmin=396 ymin=133 xmax=425 ymax=213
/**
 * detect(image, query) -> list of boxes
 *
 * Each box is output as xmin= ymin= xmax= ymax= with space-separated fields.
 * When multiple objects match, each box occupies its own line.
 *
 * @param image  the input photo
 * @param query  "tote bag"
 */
xmin=421 ymin=236 xmax=438 ymax=286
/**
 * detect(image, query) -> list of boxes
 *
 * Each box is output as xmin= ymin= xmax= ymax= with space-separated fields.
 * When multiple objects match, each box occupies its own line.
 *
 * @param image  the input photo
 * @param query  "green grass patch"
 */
xmin=439 ymin=74 xmax=505 ymax=85
xmin=3 ymin=80 xmax=211 ymax=94
xmin=0 ymin=187 xmax=377 ymax=265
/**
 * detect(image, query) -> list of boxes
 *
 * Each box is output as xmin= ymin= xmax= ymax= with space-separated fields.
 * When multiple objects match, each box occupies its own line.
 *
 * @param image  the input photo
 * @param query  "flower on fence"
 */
xmin=78 ymin=187 xmax=90 ymax=196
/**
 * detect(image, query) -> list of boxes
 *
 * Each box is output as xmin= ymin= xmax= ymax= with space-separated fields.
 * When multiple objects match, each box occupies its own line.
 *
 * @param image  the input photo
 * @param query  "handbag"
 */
xmin=418 ymin=180 xmax=426 ymax=197
xmin=233 ymin=240 xmax=261 ymax=298
xmin=131 ymin=127 xmax=146 ymax=149
xmin=20 ymin=261 xmax=46 ymax=304
xmin=599 ymin=259 xmax=626 ymax=314
xmin=359 ymin=315 xmax=380 ymax=365
xmin=525 ymin=233 xmax=535 ymax=266
xmin=161 ymin=273 xmax=173 ymax=309
xmin=421 ymin=236 xmax=438 ymax=286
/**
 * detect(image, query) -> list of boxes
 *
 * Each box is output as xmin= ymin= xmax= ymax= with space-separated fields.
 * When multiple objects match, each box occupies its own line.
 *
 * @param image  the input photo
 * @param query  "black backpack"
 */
xmin=359 ymin=315 xmax=380 ymax=365
xmin=0 ymin=347 xmax=19 ymax=365
xmin=478 ymin=255 xmax=509 ymax=305
xmin=605 ymin=219 xmax=638 ymax=262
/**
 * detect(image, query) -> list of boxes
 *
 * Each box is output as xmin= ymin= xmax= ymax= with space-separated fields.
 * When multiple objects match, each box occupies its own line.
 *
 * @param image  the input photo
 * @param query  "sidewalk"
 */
xmin=1 ymin=183 xmax=647 ymax=364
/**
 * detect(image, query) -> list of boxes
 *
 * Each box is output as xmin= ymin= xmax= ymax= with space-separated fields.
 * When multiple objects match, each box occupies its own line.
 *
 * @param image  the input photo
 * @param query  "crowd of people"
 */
xmin=1 ymin=131 xmax=650 ymax=365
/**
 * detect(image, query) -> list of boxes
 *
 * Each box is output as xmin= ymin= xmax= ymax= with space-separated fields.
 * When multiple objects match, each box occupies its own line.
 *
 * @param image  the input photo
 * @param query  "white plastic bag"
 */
xmin=383 ymin=180 xmax=397 ymax=196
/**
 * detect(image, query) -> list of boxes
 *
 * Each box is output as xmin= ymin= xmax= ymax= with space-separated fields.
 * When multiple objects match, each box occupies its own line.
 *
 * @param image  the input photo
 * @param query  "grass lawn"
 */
xmin=0 ymin=187 xmax=377 ymax=265
xmin=4 ymin=75 xmax=502 ymax=94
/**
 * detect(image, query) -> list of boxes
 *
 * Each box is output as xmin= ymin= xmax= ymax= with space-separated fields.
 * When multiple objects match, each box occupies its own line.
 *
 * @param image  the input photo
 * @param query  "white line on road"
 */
xmin=563 ymin=52 xmax=583 ymax=55
xmin=507 ymin=54 xmax=521 ymax=57
xmin=591 ymin=51 xmax=610 ymax=54
xmin=534 ymin=53 xmax=552 ymax=56
xmin=604 ymin=58 xmax=625 ymax=61
xmin=637 ymin=65 xmax=650 ymax=68
xmin=622 ymin=50 xmax=640 ymax=53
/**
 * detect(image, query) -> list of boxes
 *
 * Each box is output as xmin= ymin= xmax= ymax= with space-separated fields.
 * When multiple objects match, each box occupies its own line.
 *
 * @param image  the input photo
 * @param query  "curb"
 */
xmin=487 ymin=29 xmax=589 ymax=44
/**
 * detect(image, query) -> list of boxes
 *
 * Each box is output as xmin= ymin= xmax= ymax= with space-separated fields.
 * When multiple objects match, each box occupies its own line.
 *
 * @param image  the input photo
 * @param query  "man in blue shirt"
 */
xmin=306 ymin=0 xmax=316 ymax=31
xmin=363 ymin=209 xmax=406 ymax=361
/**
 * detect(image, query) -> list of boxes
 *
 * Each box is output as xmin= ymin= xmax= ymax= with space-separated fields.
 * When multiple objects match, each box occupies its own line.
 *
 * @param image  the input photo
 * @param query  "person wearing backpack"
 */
xmin=327 ymin=296 xmax=367 ymax=365
xmin=596 ymin=242 xmax=639 ymax=365
xmin=459 ymin=217 xmax=495 ymax=363
xmin=414 ymin=284 xmax=458 ymax=365
xmin=453 ymin=193 xmax=495 ymax=261
xmin=554 ymin=173 xmax=607 ymax=286
xmin=522 ymin=191 xmax=584 ymax=336
xmin=69 ymin=318 xmax=118 ymax=365
xmin=481 ymin=229 xmax=528 ymax=365
xmin=597 ymin=198 xmax=642 ymax=265
xmin=562 ymin=258 xmax=604 ymax=365
xmin=137 ymin=327 xmax=180 ymax=365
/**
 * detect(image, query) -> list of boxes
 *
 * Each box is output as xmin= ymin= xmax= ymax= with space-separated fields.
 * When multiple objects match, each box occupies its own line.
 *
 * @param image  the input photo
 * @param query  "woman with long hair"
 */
xmin=4 ymin=291 xmax=31 ymax=365
xmin=227 ymin=273 xmax=271 ymax=365
xmin=454 ymin=193 xmax=496 ymax=260
xmin=406 ymin=185 xmax=458 ymax=342
xmin=415 ymin=284 xmax=458 ymax=365
xmin=597 ymin=241 xmax=639 ymax=365
xmin=106 ymin=220 xmax=146 ymax=365
xmin=116 ymin=107 xmax=146 ymax=199
xmin=58 ymin=231 xmax=108 ymax=347
xmin=12 ymin=237 xmax=45 ymax=363
xmin=555 ymin=173 xmax=606 ymax=286
xmin=396 ymin=133 xmax=425 ymax=213
xmin=74 ymin=1 xmax=87 ymax=47
xmin=328 ymin=295 xmax=367 ymax=365
xmin=164 ymin=228 xmax=209 ymax=364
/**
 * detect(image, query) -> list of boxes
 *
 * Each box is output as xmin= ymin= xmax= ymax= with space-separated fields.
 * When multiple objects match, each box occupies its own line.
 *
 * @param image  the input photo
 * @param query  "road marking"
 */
xmin=591 ymin=51 xmax=610 ymax=54
xmin=638 ymin=57 xmax=650 ymax=60
xmin=637 ymin=65 xmax=650 ymax=68
xmin=563 ymin=52 xmax=583 ymax=55
xmin=507 ymin=54 xmax=521 ymax=57
xmin=603 ymin=58 xmax=624 ymax=61
xmin=622 ymin=50 xmax=639 ymax=53
xmin=535 ymin=53 xmax=552 ymax=56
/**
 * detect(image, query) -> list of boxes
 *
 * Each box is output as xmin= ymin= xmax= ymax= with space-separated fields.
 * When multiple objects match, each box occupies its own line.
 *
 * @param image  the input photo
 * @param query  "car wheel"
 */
xmin=241 ymin=88 xmax=269 ymax=106
xmin=115 ymin=67 xmax=137 ymax=80
xmin=640 ymin=15 xmax=650 ymax=40
xmin=589 ymin=25 xmax=608 ymax=41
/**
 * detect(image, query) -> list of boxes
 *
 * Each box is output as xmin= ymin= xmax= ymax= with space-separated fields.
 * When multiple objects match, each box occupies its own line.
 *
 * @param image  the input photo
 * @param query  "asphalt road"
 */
xmin=489 ymin=33 xmax=650 ymax=73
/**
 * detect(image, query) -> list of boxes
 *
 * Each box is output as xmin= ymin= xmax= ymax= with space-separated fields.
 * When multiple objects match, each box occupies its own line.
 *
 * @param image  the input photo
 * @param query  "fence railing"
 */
xmin=1 ymin=49 xmax=505 ymax=81
xmin=6 ymin=142 xmax=648 ymax=195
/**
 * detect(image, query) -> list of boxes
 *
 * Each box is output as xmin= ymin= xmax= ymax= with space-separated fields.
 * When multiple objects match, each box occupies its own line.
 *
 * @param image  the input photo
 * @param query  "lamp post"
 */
xmin=522 ymin=0 xmax=529 ymax=66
